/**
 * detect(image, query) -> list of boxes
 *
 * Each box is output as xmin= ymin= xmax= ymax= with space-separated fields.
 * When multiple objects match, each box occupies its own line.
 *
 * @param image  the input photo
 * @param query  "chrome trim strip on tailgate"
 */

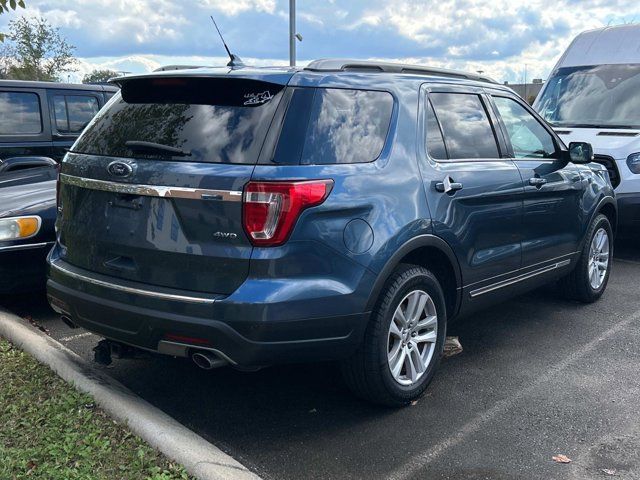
xmin=50 ymin=261 xmax=218 ymax=304
xmin=59 ymin=174 xmax=243 ymax=202
xmin=469 ymin=259 xmax=571 ymax=298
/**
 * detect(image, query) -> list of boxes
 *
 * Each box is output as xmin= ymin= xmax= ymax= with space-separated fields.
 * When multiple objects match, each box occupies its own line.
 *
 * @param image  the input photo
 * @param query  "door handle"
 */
xmin=435 ymin=176 xmax=463 ymax=194
xmin=529 ymin=177 xmax=548 ymax=188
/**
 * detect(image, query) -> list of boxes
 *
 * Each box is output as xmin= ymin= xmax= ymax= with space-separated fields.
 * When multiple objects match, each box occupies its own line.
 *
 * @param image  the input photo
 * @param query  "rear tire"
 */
xmin=341 ymin=264 xmax=447 ymax=407
xmin=559 ymin=214 xmax=613 ymax=303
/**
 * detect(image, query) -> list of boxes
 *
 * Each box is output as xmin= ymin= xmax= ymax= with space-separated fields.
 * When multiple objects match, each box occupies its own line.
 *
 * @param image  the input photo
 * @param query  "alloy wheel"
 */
xmin=387 ymin=289 xmax=438 ymax=386
xmin=588 ymin=227 xmax=610 ymax=290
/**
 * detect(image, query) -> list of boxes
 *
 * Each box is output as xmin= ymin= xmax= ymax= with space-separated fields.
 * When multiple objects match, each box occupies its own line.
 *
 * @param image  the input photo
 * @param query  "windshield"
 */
xmin=535 ymin=64 xmax=640 ymax=129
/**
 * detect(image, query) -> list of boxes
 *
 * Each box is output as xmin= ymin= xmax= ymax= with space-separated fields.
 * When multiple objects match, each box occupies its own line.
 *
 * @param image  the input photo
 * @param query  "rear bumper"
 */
xmin=46 ymin=256 xmax=372 ymax=367
xmin=617 ymin=192 xmax=640 ymax=231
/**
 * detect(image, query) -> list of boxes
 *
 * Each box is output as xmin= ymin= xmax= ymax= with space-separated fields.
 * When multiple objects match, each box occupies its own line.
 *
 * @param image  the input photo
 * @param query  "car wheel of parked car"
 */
xmin=560 ymin=214 xmax=613 ymax=303
xmin=341 ymin=264 xmax=447 ymax=406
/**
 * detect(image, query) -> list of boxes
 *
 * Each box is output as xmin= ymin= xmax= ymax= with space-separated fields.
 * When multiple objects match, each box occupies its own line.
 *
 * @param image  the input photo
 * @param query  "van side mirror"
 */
xmin=568 ymin=142 xmax=594 ymax=164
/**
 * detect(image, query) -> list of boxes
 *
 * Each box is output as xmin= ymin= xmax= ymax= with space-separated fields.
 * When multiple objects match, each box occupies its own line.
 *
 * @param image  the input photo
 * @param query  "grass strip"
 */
xmin=0 ymin=338 xmax=191 ymax=480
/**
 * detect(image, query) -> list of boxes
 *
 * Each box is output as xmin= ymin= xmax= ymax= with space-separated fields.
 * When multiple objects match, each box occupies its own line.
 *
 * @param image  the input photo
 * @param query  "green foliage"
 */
xmin=0 ymin=0 xmax=26 ymax=14
xmin=0 ymin=0 xmax=26 ymax=42
xmin=82 ymin=69 xmax=119 ymax=84
xmin=0 ymin=338 xmax=191 ymax=480
xmin=2 ymin=16 xmax=77 ymax=81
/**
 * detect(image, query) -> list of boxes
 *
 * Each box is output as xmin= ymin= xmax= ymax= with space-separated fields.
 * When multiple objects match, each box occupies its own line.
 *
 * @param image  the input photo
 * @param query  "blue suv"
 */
xmin=47 ymin=60 xmax=616 ymax=406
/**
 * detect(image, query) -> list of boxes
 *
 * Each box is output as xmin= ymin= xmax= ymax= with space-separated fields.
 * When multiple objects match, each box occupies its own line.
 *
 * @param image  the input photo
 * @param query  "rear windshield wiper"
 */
xmin=125 ymin=140 xmax=192 ymax=157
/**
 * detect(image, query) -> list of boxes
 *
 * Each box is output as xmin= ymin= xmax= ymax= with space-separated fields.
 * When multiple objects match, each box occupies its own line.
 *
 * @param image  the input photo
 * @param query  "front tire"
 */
xmin=560 ymin=214 xmax=613 ymax=303
xmin=341 ymin=264 xmax=447 ymax=406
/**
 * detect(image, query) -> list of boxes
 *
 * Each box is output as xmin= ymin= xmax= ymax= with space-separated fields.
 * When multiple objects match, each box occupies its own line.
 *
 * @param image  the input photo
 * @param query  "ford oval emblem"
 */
xmin=107 ymin=161 xmax=133 ymax=178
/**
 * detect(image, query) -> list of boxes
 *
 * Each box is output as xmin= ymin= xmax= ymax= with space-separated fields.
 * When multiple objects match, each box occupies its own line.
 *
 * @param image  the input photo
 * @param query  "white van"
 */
xmin=534 ymin=24 xmax=640 ymax=233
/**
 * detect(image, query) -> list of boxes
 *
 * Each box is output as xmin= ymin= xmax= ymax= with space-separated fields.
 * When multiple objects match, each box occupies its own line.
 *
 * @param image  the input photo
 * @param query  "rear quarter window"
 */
xmin=269 ymin=88 xmax=393 ymax=165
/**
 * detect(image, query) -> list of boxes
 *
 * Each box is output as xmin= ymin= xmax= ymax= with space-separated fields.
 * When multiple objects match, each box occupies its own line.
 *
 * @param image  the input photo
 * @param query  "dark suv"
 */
xmin=46 ymin=60 xmax=616 ymax=406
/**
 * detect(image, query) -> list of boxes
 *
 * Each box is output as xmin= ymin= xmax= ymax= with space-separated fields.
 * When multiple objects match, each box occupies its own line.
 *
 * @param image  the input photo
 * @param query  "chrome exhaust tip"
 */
xmin=191 ymin=351 xmax=227 ymax=370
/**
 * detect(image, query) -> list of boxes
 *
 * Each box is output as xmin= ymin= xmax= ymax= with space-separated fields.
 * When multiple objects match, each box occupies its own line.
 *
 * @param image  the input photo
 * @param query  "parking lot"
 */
xmin=2 ymin=238 xmax=639 ymax=480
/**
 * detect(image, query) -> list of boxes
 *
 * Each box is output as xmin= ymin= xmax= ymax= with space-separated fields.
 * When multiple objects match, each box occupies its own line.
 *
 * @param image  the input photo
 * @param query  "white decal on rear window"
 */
xmin=244 ymin=91 xmax=273 ymax=106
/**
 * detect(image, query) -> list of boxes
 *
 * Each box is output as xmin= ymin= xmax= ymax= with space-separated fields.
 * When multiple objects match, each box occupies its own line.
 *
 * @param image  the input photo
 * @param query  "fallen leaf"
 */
xmin=25 ymin=461 xmax=37 ymax=475
xmin=443 ymin=336 xmax=463 ymax=358
xmin=410 ymin=400 xmax=419 ymax=406
xmin=552 ymin=454 xmax=572 ymax=464
xmin=601 ymin=468 xmax=617 ymax=476
xmin=308 ymin=408 xmax=317 ymax=413
xmin=26 ymin=316 xmax=50 ymax=335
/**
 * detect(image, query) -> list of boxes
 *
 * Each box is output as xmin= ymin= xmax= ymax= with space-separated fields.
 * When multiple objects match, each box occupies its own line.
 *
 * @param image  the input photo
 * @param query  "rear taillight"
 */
xmin=243 ymin=180 xmax=333 ymax=246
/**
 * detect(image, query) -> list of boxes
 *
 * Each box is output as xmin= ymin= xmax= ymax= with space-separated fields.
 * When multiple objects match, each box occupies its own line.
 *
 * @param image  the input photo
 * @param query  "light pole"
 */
xmin=524 ymin=64 xmax=528 ymax=102
xmin=289 ymin=0 xmax=296 ymax=66
xmin=289 ymin=0 xmax=302 ymax=66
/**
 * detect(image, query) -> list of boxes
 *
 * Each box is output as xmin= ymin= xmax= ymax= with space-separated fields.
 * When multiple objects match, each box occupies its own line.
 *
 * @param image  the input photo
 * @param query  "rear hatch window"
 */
xmin=72 ymin=77 xmax=285 ymax=164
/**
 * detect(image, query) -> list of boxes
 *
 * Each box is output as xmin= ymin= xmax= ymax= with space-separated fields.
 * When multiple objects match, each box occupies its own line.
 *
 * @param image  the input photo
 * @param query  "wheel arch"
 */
xmin=577 ymin=195 xmax=617 ymax=254
xmin=597 ymin=197 xmax=617 ymax=235
xmin=366 ymin=235 xmax=462 ymax=320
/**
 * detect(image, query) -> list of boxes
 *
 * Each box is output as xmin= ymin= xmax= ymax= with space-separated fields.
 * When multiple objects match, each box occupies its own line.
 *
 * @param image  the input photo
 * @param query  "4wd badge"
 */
xmin=213 ymin=231 xmax=238 ymax=239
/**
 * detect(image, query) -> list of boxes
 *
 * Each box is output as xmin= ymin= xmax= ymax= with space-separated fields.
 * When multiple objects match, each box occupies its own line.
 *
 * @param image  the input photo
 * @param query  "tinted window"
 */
xmin=300 ymin=88 xmax=393 ymax=164
xmin=53 ymin=96 xmax=68 ymax=131
xmin=0 ymin=92 xmax=42 ymax=135
xmin=426 ymin=100 xmax=447 ymax=160
xmin=430 ymin=93 xmax=499 ymax=159
xmin=68 ymin=96 xmax=99 ymax=132
xmin=493 ymin=96 xmax=556 ymax=159
xmin=73 ymin=77 xmax=284 ymax=164
xmin=53 ymin=95 xmax=100 ymax=133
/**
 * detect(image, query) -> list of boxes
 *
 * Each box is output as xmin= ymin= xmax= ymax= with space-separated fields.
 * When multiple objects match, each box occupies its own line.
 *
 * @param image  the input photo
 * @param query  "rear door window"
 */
xmin=72 ymin=77 xmax=285 ymax=164
xmin=425 ymin=100 xmax=447 ymax=160
xmin=429 ymin=92 xmax=500 ymax=160
xmin=0 ymin=91 xmax=42 ymax=135
xmin=52 ymin=95 xmax=101 ymax=134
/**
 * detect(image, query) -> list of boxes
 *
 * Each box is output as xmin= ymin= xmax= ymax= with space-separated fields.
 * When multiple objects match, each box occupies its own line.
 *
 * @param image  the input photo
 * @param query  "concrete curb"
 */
xmin=0 ymin=308 xmax=262 ymax=480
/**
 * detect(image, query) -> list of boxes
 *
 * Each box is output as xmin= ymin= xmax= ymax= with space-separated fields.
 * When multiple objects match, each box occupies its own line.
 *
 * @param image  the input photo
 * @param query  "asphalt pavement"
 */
xmin=3 ymin=238 xmax=639 ymax=480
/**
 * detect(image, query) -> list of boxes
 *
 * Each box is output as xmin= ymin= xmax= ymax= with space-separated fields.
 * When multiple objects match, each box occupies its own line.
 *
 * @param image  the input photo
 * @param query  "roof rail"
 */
xmin=304 ymin=59 xmax=497 ymax=84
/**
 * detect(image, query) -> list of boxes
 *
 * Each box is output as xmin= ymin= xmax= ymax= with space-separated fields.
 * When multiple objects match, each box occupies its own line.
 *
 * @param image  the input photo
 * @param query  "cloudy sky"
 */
xmin=1 ymin=0 xmax=639 ymax=83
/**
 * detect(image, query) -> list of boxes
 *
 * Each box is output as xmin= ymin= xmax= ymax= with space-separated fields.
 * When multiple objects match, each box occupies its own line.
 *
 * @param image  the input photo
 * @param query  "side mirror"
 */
xmin=0 ymin=156 xmax=57 ymax=174
xmin=568 ymin=142 xmax=594 ymax=164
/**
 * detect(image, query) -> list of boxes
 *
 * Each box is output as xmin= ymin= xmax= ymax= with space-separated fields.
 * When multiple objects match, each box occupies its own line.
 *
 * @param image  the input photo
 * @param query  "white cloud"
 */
xmin=198 ymin=0 xmax=276 ymax=16
xmin=3 ymin=0 xmax=640 ymax=84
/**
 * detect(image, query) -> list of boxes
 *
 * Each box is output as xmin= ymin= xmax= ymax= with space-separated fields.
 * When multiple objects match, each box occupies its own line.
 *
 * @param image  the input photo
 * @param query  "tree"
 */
xmin=83 ymin=69 xmax=119 ymax=84
xmin=3 ymin=16 xmax=76 ymax=81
